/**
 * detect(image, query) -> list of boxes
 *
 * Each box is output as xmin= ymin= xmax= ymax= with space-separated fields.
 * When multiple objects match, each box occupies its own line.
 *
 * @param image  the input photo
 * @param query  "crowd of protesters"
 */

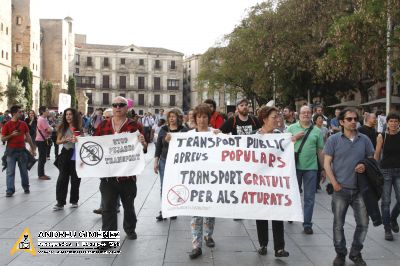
xmin=1 ymin=99 xmax=399 ymax=265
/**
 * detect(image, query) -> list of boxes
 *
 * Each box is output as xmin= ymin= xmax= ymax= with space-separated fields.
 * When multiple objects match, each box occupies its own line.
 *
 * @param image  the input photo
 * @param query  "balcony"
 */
xmin=76 ymin=83 xmax=95 ymax=88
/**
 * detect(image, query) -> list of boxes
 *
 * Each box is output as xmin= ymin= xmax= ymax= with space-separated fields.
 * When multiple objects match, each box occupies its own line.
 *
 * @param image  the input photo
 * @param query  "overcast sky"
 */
xmin=37 ymin=0 xmax=264 ymax=56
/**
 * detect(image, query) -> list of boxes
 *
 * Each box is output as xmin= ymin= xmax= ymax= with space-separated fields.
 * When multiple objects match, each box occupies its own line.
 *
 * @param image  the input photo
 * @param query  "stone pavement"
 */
xmin=0 ymin=143 xmax=399 ymax=266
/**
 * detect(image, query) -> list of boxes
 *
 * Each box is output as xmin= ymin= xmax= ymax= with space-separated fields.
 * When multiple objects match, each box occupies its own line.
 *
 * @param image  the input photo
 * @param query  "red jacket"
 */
xmin=210 ymin=112 xmax=224 ymax=129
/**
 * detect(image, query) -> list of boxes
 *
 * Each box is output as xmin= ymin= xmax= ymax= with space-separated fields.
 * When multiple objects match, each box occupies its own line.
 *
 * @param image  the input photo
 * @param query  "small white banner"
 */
xmin=162 ymin=132 xmax=303 ymax=221
xmin=75 ymin=132 xmax=145 ymax=178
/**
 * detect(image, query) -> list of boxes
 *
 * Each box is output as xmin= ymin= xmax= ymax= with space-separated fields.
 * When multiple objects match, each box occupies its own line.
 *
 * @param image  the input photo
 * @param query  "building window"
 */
xmin=139 ymin=59 xmax=144 ymax=66
xmin=0 ymin=23 xmax=3 ymax=31
xmin=76 ymin=76 xmax=96 ymax=88
xmin=138 ymin=77 xmax=145 ymax=90
xmin=86 ymin=56 xmax=92 ymax=67
xmin=16 ymin=43 xmax=22 ymax=52
xmin=169 ymin=95 xmax=176 ymax=106
xmin=154 ymin=95 xmax=160 ymax=106
xmin=170 ymin=60 xmax=176 ymax=70
xmin=16 ymin=16 xmax=22 ymax=25
xmin=138 ymin=94 xmax=145 ymax=106
xmin=120 ymin=93 xmax=126 ymax=98
xmin=139 ymin=110 xmax=144 ymax=115
xmin=119 ymin=76 xmax=126 ymax=89
xmin=103 ymin=57 xmax=109 ymax=67
xmin=120 ymin=58 xmax=125 ymax=65
xmin=154 ymin=77 xmax=161 ymax=90
xmin=75 ymin=54 xmax=80 ymax=65
xmin=6 ymin=52 xmax=8 ymax=60
xmin=75 ymin=68 xmax=79 ymax=74
xmin=155 ymin=60 xmax=161 ymax=69
xmin=103 ymin=93 xmax=109 ymax=105
xmin=6 ymin=27 xmax=8 ymax=35
xmin=87 ymin=93 xmax=93 ymax=105
xmin=103 ymin=75 xmax=110 ymax=89
xmin=167 ymin=79 xmax=179 ymax=90
xmin=1 ymin=50 xmax=3 ymax=58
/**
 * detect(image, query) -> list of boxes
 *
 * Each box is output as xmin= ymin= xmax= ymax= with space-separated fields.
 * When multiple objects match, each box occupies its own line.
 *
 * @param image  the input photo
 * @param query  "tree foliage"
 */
xmin=198 ymin=0 xmax=400 ymax=108
xmin=18 ymin=67 xmax=33 ymax=110
xmin=45 ymin=82 xmax=53 ymax=107
xmin=6 ymin=78 xmax=27 ymax=108
xmin=67 ymin=76 xmax=77 ymax=109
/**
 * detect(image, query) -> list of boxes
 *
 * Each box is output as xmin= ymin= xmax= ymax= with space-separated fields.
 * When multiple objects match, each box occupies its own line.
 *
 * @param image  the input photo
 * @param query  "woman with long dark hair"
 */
xmin=53 ymin=108 xmax=82 ymax=211
xmin=24 ymin=110 xmax=37 ymax=141
xmin=154 ymin=108 xmax=188 ymax=220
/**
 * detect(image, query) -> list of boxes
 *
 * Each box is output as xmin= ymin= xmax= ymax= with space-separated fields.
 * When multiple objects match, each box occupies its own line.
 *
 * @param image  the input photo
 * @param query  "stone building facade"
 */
xmin=0 ymin=0 xmax=12 ymax=111
xmin=72 ymin=35 xmax=184 ymax=115
xmin=11 ymin=0 xmax=40 ymax=111
xmin=183 ymin=54 xmax=235 ymax=114
xmin=40 ymin=17 xmax=75 ymax=108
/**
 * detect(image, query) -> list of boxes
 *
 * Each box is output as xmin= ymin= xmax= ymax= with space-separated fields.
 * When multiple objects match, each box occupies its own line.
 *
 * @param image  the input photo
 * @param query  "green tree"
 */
xmin=39 ymin=80 xmax=45 ymax=106
xmin=18 ymin=67 xmax=33 ymax=110
xmin=6 ymin=77 xmax=27 ymax=108
xmin=67 ymin=76 xmax=76 ymax=108
xmin=45 ymin=82 xmax=53 ymax=107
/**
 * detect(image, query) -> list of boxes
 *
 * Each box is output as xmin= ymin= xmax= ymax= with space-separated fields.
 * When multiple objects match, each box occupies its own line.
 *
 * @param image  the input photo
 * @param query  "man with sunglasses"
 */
xmin=324 ymin=108 xmax=374 ymax=266
xmin=94 ymin=96 xmax=147 ymax=249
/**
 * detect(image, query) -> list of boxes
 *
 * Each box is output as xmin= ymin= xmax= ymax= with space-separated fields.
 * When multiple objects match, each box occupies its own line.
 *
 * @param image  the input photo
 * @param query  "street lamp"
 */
xmin=265 ymin=57 xmax=276 ymax=106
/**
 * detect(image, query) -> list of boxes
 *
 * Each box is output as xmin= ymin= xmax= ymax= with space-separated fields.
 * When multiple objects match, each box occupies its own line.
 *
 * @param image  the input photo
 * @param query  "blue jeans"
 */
xmin=392 ymin=202 xmax=400 ymax=221
xmin=296 ymin=169 xmax=317 ymax=228
xmin=332 ymin=188 xmax=369 ymax=256
xmin=6 ymin=148 xmax=29 ymax=193
xmin=381 ymin=168 xmax=400 ymax=230
xmin=158 ymin=157 xmax=166 ymax=197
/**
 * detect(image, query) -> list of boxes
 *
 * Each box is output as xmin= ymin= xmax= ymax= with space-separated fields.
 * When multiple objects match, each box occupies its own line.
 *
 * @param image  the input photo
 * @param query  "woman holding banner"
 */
xmin=53 ymin=108 xmax=82 ymax=211
xmin=154 ymin=108 xmax=188 ymax=221
xmin=254 ymin=106 xmax=289 ymax=257
xmin=183 ymin=103 xmax=217 ymax=259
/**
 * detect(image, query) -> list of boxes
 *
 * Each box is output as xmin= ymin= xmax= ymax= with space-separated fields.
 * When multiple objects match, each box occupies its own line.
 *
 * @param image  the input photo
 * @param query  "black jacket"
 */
xmin=357 ymin=157 xmax=384 ymax=226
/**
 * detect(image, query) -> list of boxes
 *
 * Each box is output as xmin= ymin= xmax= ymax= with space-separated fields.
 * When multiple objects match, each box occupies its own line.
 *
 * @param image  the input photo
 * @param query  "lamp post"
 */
xmin=386 ymin=1 xmax=392 ymax=115
xmin=265 ymin=56 xmax=276 ymax=105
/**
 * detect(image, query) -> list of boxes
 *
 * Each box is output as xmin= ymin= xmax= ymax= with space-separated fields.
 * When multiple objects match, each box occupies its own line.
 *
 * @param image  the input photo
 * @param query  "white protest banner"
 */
xmin=162 ymin=132 xmax=303 ymax=221
xmin=58 ymin=93 xmax=71 ymax=113
xmin=75 ymin=132 xmax=145 ymax=178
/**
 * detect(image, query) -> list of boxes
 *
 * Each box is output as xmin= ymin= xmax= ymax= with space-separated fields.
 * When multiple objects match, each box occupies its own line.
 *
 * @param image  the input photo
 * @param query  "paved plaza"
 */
xmin=0 ymin=143 xmax=400 ymax=266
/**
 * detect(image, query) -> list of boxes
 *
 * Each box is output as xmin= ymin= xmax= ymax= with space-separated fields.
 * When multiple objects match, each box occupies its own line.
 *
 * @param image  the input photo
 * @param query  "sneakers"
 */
xmin=126 ymin=232 xmax=137 ymax=240
xmin=391 ymin=219 xmax=399 ymax=233
xmin=38 ymin=175 xmax=51 ymax=180
xmin=275 ymin=249 xmax=289 ymax=257
xmin=304 ymin=227 xmax=313 ymax=234
xmin=204 ymin=236 xmax=215 ymax=248
xmin=385 ymin=230 xmax=394 ymax=241
xmin=6 ymin=192 xmax=14 ymax=197
xmin=257 ymin=246 xmax=267 ymax=255
xmin=349 ymin=254 xmax=367 ymax=266
xmin=24 ymin=190 xmax=30 ymax=194
xmin=333 ymin=254 xmax=346 ymax=266
xmin=189 ymin=248 xmax=202 ymax=259
xmin=71 ymin=203 xmax=78 ymax=208
xmin=53 ymin=204 xmax=64 ymax=211
xmin=93 ymin=208 xmax=103 ymax=215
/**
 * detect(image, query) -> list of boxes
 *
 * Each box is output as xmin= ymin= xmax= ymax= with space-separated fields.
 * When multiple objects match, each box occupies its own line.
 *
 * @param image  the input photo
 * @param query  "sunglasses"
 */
xmin=112 ymin=103 xmax=127 ymax=108
xmin=344 ymin=117 xmax=358 ymax=122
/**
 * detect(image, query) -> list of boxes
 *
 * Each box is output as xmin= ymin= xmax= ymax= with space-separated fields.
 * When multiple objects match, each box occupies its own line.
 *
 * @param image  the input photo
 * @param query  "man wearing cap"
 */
xmin=220 ymin=98 xmax=261 ymax=135
xmin=220 ymin=98 xmax=261 ymax=220
xmin=94 ymin=96 xmax=147 ymax=249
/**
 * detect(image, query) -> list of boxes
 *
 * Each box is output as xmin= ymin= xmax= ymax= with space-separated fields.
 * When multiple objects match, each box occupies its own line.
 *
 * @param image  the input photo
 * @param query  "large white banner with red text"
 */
xmin=162 ymin=132 xmax=303 ymax=221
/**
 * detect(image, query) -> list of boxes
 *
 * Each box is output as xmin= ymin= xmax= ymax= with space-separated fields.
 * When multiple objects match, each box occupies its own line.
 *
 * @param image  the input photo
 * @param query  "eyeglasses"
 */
xmin=344 ymin=117 xmax=358 ymax=122
xmin=112 ymin=103 xmax=127 ymax=108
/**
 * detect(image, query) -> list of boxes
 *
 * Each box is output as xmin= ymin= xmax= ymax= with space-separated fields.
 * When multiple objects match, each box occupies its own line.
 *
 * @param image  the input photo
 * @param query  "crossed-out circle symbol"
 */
xmin=167 ymin=185 xmax=189 ymax=206
xmin=80 ymin=141 xmax=104 ymax=166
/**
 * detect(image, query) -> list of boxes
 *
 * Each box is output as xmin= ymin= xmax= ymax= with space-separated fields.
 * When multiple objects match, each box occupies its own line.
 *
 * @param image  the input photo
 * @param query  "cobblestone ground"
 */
xmin=0 ymin=144 xmax=399 ymax=265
